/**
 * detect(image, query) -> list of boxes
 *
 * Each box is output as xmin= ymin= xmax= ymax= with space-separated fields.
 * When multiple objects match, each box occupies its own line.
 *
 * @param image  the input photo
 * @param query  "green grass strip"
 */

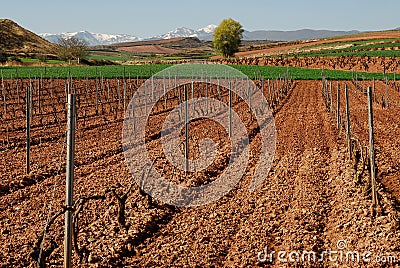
xmin=0 ymin=64 xmax=398 ymax=80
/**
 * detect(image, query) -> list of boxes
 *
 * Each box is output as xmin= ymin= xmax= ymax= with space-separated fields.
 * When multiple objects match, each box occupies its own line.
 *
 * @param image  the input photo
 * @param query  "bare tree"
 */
xmin=57 ymin=37 xmax=88 ymax=64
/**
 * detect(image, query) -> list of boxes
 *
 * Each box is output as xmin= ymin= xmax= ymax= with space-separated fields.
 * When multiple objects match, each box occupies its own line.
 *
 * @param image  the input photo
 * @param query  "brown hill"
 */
xmin=110 ymin=37 xmax=187 ymax=48
xmin=109 ymin=37 xmax=213 ymax=55
xmin=0 ymin=19 xmax=57 ymax=55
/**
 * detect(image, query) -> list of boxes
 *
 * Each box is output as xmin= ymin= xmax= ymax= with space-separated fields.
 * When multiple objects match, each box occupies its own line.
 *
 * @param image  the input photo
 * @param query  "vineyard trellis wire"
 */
xmin=320 ymin=67 xmax=400 ymax=216
xmin=0 ymin=65 xmax=297 ymax=267
xmin=1 ymin=67 xmax=293 ymax=177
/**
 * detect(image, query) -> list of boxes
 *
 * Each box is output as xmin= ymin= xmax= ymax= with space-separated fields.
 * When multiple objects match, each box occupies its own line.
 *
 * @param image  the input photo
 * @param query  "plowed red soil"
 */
xmin=1 ymin=79 xmax=400 ymax=267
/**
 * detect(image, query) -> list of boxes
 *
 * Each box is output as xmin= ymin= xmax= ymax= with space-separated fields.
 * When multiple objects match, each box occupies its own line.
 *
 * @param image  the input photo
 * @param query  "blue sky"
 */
xmin=1 ymin=0 xmax=399 ymax=37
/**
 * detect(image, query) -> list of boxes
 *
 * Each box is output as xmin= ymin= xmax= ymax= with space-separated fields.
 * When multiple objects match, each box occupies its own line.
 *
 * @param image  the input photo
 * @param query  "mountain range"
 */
xmin=39 ymin=25 xmax=218 ymax=46
xmin=39 ymin=25 xmax=362 ymax=46
xmin=39 ymin=31 xmax=142 ymax=46
xmin=149 ymin=24 xmax=217 ymax=40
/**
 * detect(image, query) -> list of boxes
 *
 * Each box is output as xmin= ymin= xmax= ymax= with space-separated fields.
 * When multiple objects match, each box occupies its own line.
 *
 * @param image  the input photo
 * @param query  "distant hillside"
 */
xmin=111 ymin=37 xmax=209 ymax=49
xmin=0 ymin=19 xmax=57 ymax=55
xmin=233 ymin=29 xmax=400 ymax=58
xmin=109 ymin=37 xmax=213 ymax=55
xmin=41 ymin=25 xmax=362 ymax=43
xmin=243 ymin=29 xmax=360 ymax=41
xmin=150 ymin=26 xmax=360 ymax=41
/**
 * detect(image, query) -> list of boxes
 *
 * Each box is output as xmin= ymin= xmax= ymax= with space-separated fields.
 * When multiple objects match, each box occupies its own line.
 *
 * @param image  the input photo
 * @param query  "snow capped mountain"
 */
xmin=40 ymin=25 xmax=216 ymax=45
xmin=39 ymin=24 xmax=362 ymax=45
xmin=195 ymin=24 xmax=217 ymax=40
xmin=91 ymin=33 xmax=142 ymax=45
xmin=150 ymin=24 xmax=217 ymax=40
xmin=39 ymin=31 xmax=142 ymax=46
xmin=153 ymin=27 xmax=197 ymax=40
xmin=197 ymin=24 xmax=217 ymax=34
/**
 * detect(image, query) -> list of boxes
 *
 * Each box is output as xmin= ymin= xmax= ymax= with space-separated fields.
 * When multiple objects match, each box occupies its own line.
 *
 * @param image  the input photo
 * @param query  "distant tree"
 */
xmin=213 ymin=18 xmax=244 ymax=57
xmin=0 ymin=49 xmax=7 ymax=64
xmin=57 ymin=37 xmax=88 ymax=64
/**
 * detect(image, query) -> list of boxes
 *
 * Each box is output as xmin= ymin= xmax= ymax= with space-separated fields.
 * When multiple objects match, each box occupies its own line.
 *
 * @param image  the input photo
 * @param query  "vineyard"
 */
xmin=219 ymin=55 xmax=400 ymax=73
xmin=1 ymin=63 xmax=400 ymax=267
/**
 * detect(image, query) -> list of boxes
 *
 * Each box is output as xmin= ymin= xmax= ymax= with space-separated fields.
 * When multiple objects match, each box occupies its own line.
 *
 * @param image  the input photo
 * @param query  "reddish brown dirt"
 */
xmin=0 ymin=79 xmax=400 ymax=267
xmin=339 ymin=80 xmax=400 ymax=201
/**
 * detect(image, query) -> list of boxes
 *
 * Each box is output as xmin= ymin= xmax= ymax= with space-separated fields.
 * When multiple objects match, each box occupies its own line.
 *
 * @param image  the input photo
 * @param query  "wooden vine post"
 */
xmin=367 ymin=87 xmax=378 ymax=212
xmin=345 ymin=84 xmax=352 ymax=159
xmin=26 ymin=86 xmax=31 ymax=174
xmin=64 ymin=94 xmax=76 ymax=268
xmin=337 ymin=84 xmax=341 ymax=129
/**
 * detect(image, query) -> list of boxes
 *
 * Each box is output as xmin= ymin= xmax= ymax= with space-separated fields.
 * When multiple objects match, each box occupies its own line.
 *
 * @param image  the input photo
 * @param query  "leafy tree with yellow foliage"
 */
xmin=213 ymin=18 xmax=244 ymax=57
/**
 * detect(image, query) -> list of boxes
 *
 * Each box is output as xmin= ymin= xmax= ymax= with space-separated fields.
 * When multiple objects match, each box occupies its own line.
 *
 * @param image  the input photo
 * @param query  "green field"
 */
xmin=232 ymin=65 xmax=397 ymax=80
xmin=18 ymin=58 xmax=64 ymax=64
xmin=305 ymin=38 xmax=399 ymax=49
xmin=0 ymin=64 xmax=398 ymax=80
xmin=86 ymin=53 xmax=135 ymax=62
xmin=292 ymin=38 xmax=400 ymax=58
xmin=87 ymin=50 xmax=213 ymax=62
xmin=0 ymin=64 xmax=170 ymax=79
xmin=87 ymin=50 xmax=157 ymax=61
